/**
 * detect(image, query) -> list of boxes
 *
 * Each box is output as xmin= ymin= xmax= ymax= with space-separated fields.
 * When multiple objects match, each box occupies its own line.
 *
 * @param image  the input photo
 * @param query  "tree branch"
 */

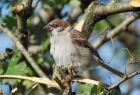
xmin=93 ymin=12 xmax=140 ymax=49
xmin=9 ymin=0 xmax=47 ymax=78
xmin=108 ymin=69 xmax=140 ymax=90
xmin=88 ymin=45 xmax=125 ymax=77
xmin=82 ymin=2 xmax=140 ymax=36
xmin=0 ymin=75 xmax=59 ymax=87
xmin=74 ymin=2 xmax=140 ymax=78
xmin=98 ymin=59 xmax=124 ymax=77
xmin=72 ymin=78 xmax=99 ymax=85
xmin=0 ymin=24 xmax=47 ymax=78
xmin=13 ymin=0 xmax=34 ymax=47
xmin=0 ymin=75 xmax=100 ymax=87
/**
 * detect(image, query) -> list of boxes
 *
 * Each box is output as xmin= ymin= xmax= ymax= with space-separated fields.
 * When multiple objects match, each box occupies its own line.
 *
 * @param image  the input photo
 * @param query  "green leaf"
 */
xmin=2 ymin=53 xmax=20 ymax=74
xmin=4 ymin=61 xmax=27 ymax=75
xmin=95 ymin=20 xmax=109 ymax=32
xmin=0 ymin=15 xmax=16 ymax=29
xmin=108 ymin=14 xmax=122 ymax=26
xmin=97 ymin=82 xmax=106 ymax=95
xmin=76 ymin=83 xmax=96 ymax=95
xmin=0 ymin=52 xmax=32 ymax=85
xmin=2 ymin=51 xmax=28 ymax=75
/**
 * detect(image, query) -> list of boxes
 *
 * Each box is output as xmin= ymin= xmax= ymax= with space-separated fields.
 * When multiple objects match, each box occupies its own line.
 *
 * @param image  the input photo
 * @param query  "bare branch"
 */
xmin=0 ymin=75 xmax=101 ymax=87
xmin=12 ymin=0 xmax=38 ymax=48
xmin=0 ymin=75 xmax=59 ymax=87
xmin=73 ymin=78 xmax=99 ymax=85
xmin=13 ymin=0 xmax=34 ymax=47
xmin=81 ymin=2 xmax=140 ymax=37
xmin=98 ymin=59 xmax=124 ymax=77
xmin=0 ymin=24 xmax=47 ymax=78
xmin=93 ymin=12 xmax=140 ymax=49
xmin=108 ymin=69 xmax=140 ymax=90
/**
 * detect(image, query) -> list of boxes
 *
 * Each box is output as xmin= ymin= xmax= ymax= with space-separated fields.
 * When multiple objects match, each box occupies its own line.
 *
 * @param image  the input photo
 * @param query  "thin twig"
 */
xmin=0 ymin=24 xmax=47 ymax=78
xmin=98 ymin=59 xmax=124 ymax=77
xmin=108 ymin=69 xmax=140 ymax=90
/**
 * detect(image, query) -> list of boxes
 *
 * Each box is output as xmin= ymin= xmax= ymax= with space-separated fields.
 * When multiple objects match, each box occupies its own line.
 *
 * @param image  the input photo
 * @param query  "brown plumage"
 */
xmin=44 ymin=19 xmax=71 ymax=31
xmin=44 ymin=19 xmax=124 ymax=77
xmin=49 ymin=19 xmax=70 ymax=28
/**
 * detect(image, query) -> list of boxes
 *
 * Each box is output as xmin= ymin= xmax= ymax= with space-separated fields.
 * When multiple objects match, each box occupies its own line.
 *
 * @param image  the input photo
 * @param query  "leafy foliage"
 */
xmin=95 ymin=20 xmax=109 ymax=32
xmin=97 ymin=82 xmax=106 ymax=95
xmin=46 ymin=0 xmax=68 ymax=9
xmin=76 ymin=82 xmax=106 ymax=95
xmin=76 ymin=83 xmax=96 ymax=95
xmin=0 ymin=51 xmax=32 ymax=85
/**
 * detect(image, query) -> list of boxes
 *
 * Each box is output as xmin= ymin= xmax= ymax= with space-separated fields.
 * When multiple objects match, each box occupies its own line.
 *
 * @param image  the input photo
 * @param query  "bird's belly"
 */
xmin=50 ymin=39 xmax=94 ymax=68
xmin=51 ymin=40 xmax=78 ymax=67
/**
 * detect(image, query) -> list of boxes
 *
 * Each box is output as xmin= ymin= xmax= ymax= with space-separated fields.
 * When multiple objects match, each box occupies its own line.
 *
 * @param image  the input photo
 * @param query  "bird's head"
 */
xmin=43 ymin=19 xmax=71 ymax=32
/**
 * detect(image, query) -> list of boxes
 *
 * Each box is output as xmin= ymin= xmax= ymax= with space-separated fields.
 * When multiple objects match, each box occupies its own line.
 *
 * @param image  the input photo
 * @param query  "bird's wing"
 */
xmin=70 ymin=30 xmax=88 ymax=47
xmin=70 ymin=30 xmax=124 ymax=77
xmin=70 ymin=30 xmax=102 ymax=59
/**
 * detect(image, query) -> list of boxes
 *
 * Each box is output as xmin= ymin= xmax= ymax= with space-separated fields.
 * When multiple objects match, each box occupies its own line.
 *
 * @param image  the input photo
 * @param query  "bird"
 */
xmin=44 ymin=19 xmax=124 ymax=78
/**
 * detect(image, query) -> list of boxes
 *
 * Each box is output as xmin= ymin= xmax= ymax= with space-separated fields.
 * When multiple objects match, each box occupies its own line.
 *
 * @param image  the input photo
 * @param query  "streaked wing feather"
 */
xmin=70 ymin=30 xmax=88 ymax=47
xmin=70 ymin=30 xmax=102 ymax=60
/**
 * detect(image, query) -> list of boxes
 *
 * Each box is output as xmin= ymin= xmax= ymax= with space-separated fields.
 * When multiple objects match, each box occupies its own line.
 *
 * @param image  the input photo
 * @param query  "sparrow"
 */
xmin=44 ymin=19 xmax=124 ymax=77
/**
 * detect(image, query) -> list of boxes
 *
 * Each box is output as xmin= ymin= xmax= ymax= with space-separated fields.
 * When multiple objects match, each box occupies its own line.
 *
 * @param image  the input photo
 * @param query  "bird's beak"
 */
xmin=43 ymin=25 xmax=53 ymax=31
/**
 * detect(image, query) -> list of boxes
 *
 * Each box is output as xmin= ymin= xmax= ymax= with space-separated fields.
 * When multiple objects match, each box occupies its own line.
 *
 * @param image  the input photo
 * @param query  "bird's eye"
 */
xmin=53 ymin=24 xmax=58 ymax=27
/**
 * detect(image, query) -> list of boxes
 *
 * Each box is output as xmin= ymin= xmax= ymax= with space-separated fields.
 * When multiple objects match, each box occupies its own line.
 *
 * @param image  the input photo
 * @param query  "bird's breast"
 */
xmin=50 ymin=33 xmax=95 ymax=69
xmin=50 ymin=34 xmax=78 ymax=67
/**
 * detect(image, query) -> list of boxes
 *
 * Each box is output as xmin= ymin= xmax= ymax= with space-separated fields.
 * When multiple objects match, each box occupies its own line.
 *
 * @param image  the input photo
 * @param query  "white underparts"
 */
xmin=50 ymin=27 xmax=96 ymax=74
